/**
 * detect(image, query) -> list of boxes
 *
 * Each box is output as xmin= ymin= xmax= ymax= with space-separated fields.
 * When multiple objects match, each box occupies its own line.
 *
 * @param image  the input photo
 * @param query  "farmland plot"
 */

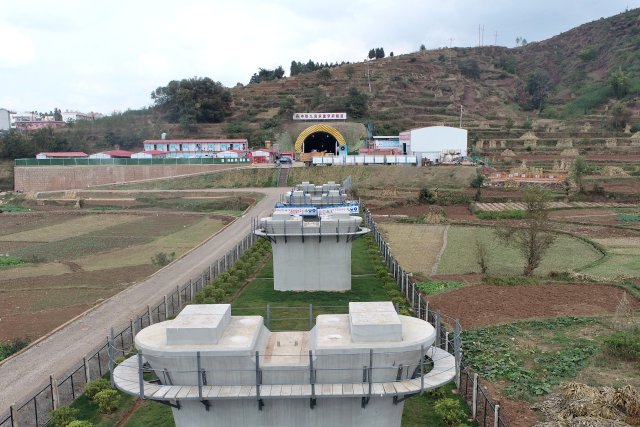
xmin=436 ymin=226 xmax=602 ymax=276
xmin=0 ymin=211 xmax=227 ymax=342
xmin=377 ymin=224 xmax=446 ymax=275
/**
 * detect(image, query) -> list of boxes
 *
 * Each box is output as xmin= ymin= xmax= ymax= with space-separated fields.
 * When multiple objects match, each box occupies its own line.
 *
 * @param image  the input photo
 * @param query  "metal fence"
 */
xmin=14 ymin=158 xmax=251 ymax=167
xmin=2 ymin=208 xmax=508 ymax=427
xmin=363 ymin=209 xmax=508 ymax=427
xmin=0 ymin=219 xmax=260 ymax=427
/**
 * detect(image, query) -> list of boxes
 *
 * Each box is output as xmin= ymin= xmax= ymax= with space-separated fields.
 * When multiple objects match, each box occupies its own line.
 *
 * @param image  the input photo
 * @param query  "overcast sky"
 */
xmin=1 ymin=0 xmax=637 ymax=115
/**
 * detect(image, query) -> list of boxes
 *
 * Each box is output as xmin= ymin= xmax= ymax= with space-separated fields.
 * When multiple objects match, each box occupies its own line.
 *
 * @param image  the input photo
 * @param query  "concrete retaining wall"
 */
xmin=14 ymin=164 xmax=242 ymax=192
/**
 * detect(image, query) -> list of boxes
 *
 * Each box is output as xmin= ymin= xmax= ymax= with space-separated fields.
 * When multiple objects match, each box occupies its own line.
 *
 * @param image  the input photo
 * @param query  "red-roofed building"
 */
xmin=131 ymin=150 xmax=167 ymax=159
xmin=36 ymin=152 xmax=88 ymax=159
xmin=88 ymin=150 xmax=134 ymax=159
xmin=143 ymin=139 xmax=248 ymax=158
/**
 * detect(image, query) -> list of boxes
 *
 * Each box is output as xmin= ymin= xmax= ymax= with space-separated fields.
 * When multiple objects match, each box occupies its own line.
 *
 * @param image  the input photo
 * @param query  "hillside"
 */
xmin=2 ymin=8 xmax=639 ymax=158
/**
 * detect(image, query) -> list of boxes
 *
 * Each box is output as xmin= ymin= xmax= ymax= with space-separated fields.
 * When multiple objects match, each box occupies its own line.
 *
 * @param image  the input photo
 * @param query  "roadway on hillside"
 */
xmin=0 ymin=187 xmax=284 ymax=416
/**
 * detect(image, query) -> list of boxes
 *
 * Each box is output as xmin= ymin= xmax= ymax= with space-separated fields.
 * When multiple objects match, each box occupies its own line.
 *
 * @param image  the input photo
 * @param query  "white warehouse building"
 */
xmin=400 ymin=126 xmax=468 ymax=164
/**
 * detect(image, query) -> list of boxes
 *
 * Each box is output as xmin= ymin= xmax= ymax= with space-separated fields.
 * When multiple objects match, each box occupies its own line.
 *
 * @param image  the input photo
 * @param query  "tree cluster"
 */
xmin=150 ymin=77 xmax=232 ymax=128
xmin=368 ymin=48 xmax=385 ymax=59
xmin=345 ymin=87 xmax=369 ymax=118
xmin=0 ymin=129 xmax=80 ymax=159
xmin=457 ymin=58 xmax=480 ymax=79
xmin=525 ymin=69 xmax=552 ymax=111
xmin=249 ymin=66 xmax=285 ymax=84
xmin=289 ymin=60 xmax=348 ymax=76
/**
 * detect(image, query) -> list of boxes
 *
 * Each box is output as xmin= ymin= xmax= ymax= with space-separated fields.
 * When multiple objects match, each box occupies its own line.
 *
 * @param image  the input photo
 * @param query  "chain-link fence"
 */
xmin=0 ymin=221 xmax=259 ymax=427
xmin=14 ymin=158 xmax=251 ymax=167
xmin=363 ymin=209 xmax=508 ymax=427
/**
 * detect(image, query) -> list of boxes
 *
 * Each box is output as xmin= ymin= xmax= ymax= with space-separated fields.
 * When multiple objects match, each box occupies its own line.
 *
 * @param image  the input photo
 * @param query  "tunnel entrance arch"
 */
xmin=294 ymin=124 xmax=347 ymax=154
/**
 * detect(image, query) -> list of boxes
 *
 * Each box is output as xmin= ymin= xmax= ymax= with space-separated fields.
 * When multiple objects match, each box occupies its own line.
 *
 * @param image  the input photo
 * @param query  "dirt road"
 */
xmin=0 ymin=187 xmax=283 ymax=415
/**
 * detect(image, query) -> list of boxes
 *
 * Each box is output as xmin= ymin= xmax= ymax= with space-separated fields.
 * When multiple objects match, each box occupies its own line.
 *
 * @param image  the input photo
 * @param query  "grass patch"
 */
xmin=135 ymin=196 xmax=254 ymax=213
xmin=463 ymin=317 xmax=603 ymax=400
xmin=0 ymin=255 xmax=26 ymax=267
xmin=122 ymin=401 xmax=174 ymax=427
xmin=437 ymin=226 xmax=602 ymax=276
xmin=476 ymin=210 xmax=525 ymax=220
xmin=604 ymin=326 xmax=640 ymax=361
xmin=617 ymin=213 xmax=640 ymax=222
xmin=0 ymin=338 xmax=30 ymax=361
xmin=117 ymin=168 xmax=276 ymax=190
xmin=416 ymin=280 xmax=465 ymax=295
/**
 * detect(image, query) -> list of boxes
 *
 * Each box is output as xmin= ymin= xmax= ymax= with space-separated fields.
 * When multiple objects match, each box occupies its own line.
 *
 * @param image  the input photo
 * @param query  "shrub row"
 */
xmin=194 ymin=239 xmax=271 ymax=304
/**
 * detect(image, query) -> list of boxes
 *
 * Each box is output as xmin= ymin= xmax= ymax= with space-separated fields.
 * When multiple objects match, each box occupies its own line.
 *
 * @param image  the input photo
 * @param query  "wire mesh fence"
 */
xmin=0 ymin=223 xmax=259 ymax=427
xmin=14 ymin=157 xmax=251 ymax=167
xmin=363 ymin=209 xmax=508 ymax=427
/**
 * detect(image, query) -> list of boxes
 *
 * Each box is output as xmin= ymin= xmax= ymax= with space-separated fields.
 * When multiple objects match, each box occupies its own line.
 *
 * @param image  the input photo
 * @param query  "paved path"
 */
xmin=0 ymin=187 xmax=283 ymax=414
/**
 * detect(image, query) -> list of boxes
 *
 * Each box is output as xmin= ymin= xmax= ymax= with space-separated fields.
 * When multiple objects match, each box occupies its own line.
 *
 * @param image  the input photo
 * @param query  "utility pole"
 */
xmin=448 ymin=38 xmax=453 ymax=64
xmin=459 ymin=105 xmax=464 ymax=128
xmin=494 ymin=31 xmax=498 ymax=46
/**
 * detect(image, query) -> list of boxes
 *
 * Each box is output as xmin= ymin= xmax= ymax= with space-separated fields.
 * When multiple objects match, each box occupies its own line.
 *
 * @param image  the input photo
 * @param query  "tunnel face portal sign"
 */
xmin=293 ymin=112 xmax=347 ymax=121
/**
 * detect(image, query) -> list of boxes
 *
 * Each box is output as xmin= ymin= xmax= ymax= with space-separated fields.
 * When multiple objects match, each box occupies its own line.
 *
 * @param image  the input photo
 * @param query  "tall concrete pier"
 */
xmin=113 ymin=302 xmax=456 ymax=427
xmin=255 ymin=213 xmax=368 ymax=291
xmin=258 ymin=181 xmax=367 ymax=292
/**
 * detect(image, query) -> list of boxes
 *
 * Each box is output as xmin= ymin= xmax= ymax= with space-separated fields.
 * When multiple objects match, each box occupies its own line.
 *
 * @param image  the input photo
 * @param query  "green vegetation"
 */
xmin=0 ymin=255 xmax=26 ymax=267
xmin=135 ymin=195 xmax=253 ymax=214
xmin=604 ymin=327 xmax=640 ymax=361
xmin=118 ymin=169 xmax=275 ymax=190
xmin=122 ymin=402 xmax=174 ymax=427
xmin=402 ymin=383 xmax=475 ymax=426
xmin=416 ymin=280 xmax=465 ymax=295
xmin=150 ymin=77 xmax=232 ymax=128
xmin=463 ymin=317 xmax=601 ymax=399
xmin=151 ymin=251 xmax=176 ymax=267
xmin=476 ymin=210 xmax=524 ymax=220
xmin=617 ymin=213 xmax=640 ymax=222
xmin=0 ymin=338 xmax=30 ymax=361
xmin=437 ymin=226 xmax=602 ymax=276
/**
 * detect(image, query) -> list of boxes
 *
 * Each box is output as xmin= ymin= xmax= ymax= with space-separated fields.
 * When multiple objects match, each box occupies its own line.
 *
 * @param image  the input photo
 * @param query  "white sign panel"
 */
xmin=317 ymin=205 xmax=360 ymax=216
xmin=274 ymin=207 xmax=318 ymax=216
xmin=293 ymin=112 xmax=347 ymax=121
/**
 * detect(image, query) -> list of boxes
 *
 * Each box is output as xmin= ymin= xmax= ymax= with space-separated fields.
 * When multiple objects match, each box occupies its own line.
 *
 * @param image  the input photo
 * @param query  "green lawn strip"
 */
xmin=416 ymin=280 xmax=465 ymax=295
xmin=437 ymin=225 xmax=602 ymax=276
xmin=402 ymin=383 xmax=477 ymax=427
xmin=121 ymin=401 xmax=174 ymax=427
xmin=462 ymin=317 xmax=604 ymax=401
xmin=69 ymin=389 xmax=136 ymax=427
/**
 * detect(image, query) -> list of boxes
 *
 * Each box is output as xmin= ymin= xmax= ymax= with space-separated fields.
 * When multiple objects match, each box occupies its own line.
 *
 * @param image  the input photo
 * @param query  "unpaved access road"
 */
xmin=0 ymin=187 xmax=283 ymax=415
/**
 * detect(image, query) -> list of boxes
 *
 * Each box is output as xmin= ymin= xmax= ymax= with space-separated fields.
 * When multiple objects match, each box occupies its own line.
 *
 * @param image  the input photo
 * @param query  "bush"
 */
xmin=605 ymin=327 xmax=640 ymax=361
xmin=151 ymin=252 xmax=175 ymax=267
xmin=94 ymin=389 xmax=119 ymax=414
xmin=418 ymin=188 xmax=436 ymax=204
xmin=48 ymin=407 xmax=79 ymax=427
xmin=470 ymin=175 xmax=485 ymax=188
xmin=84 ymin=378 xmax=112 ymax=401
xmin=433 ymin=398 xmax=467 ymax=426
